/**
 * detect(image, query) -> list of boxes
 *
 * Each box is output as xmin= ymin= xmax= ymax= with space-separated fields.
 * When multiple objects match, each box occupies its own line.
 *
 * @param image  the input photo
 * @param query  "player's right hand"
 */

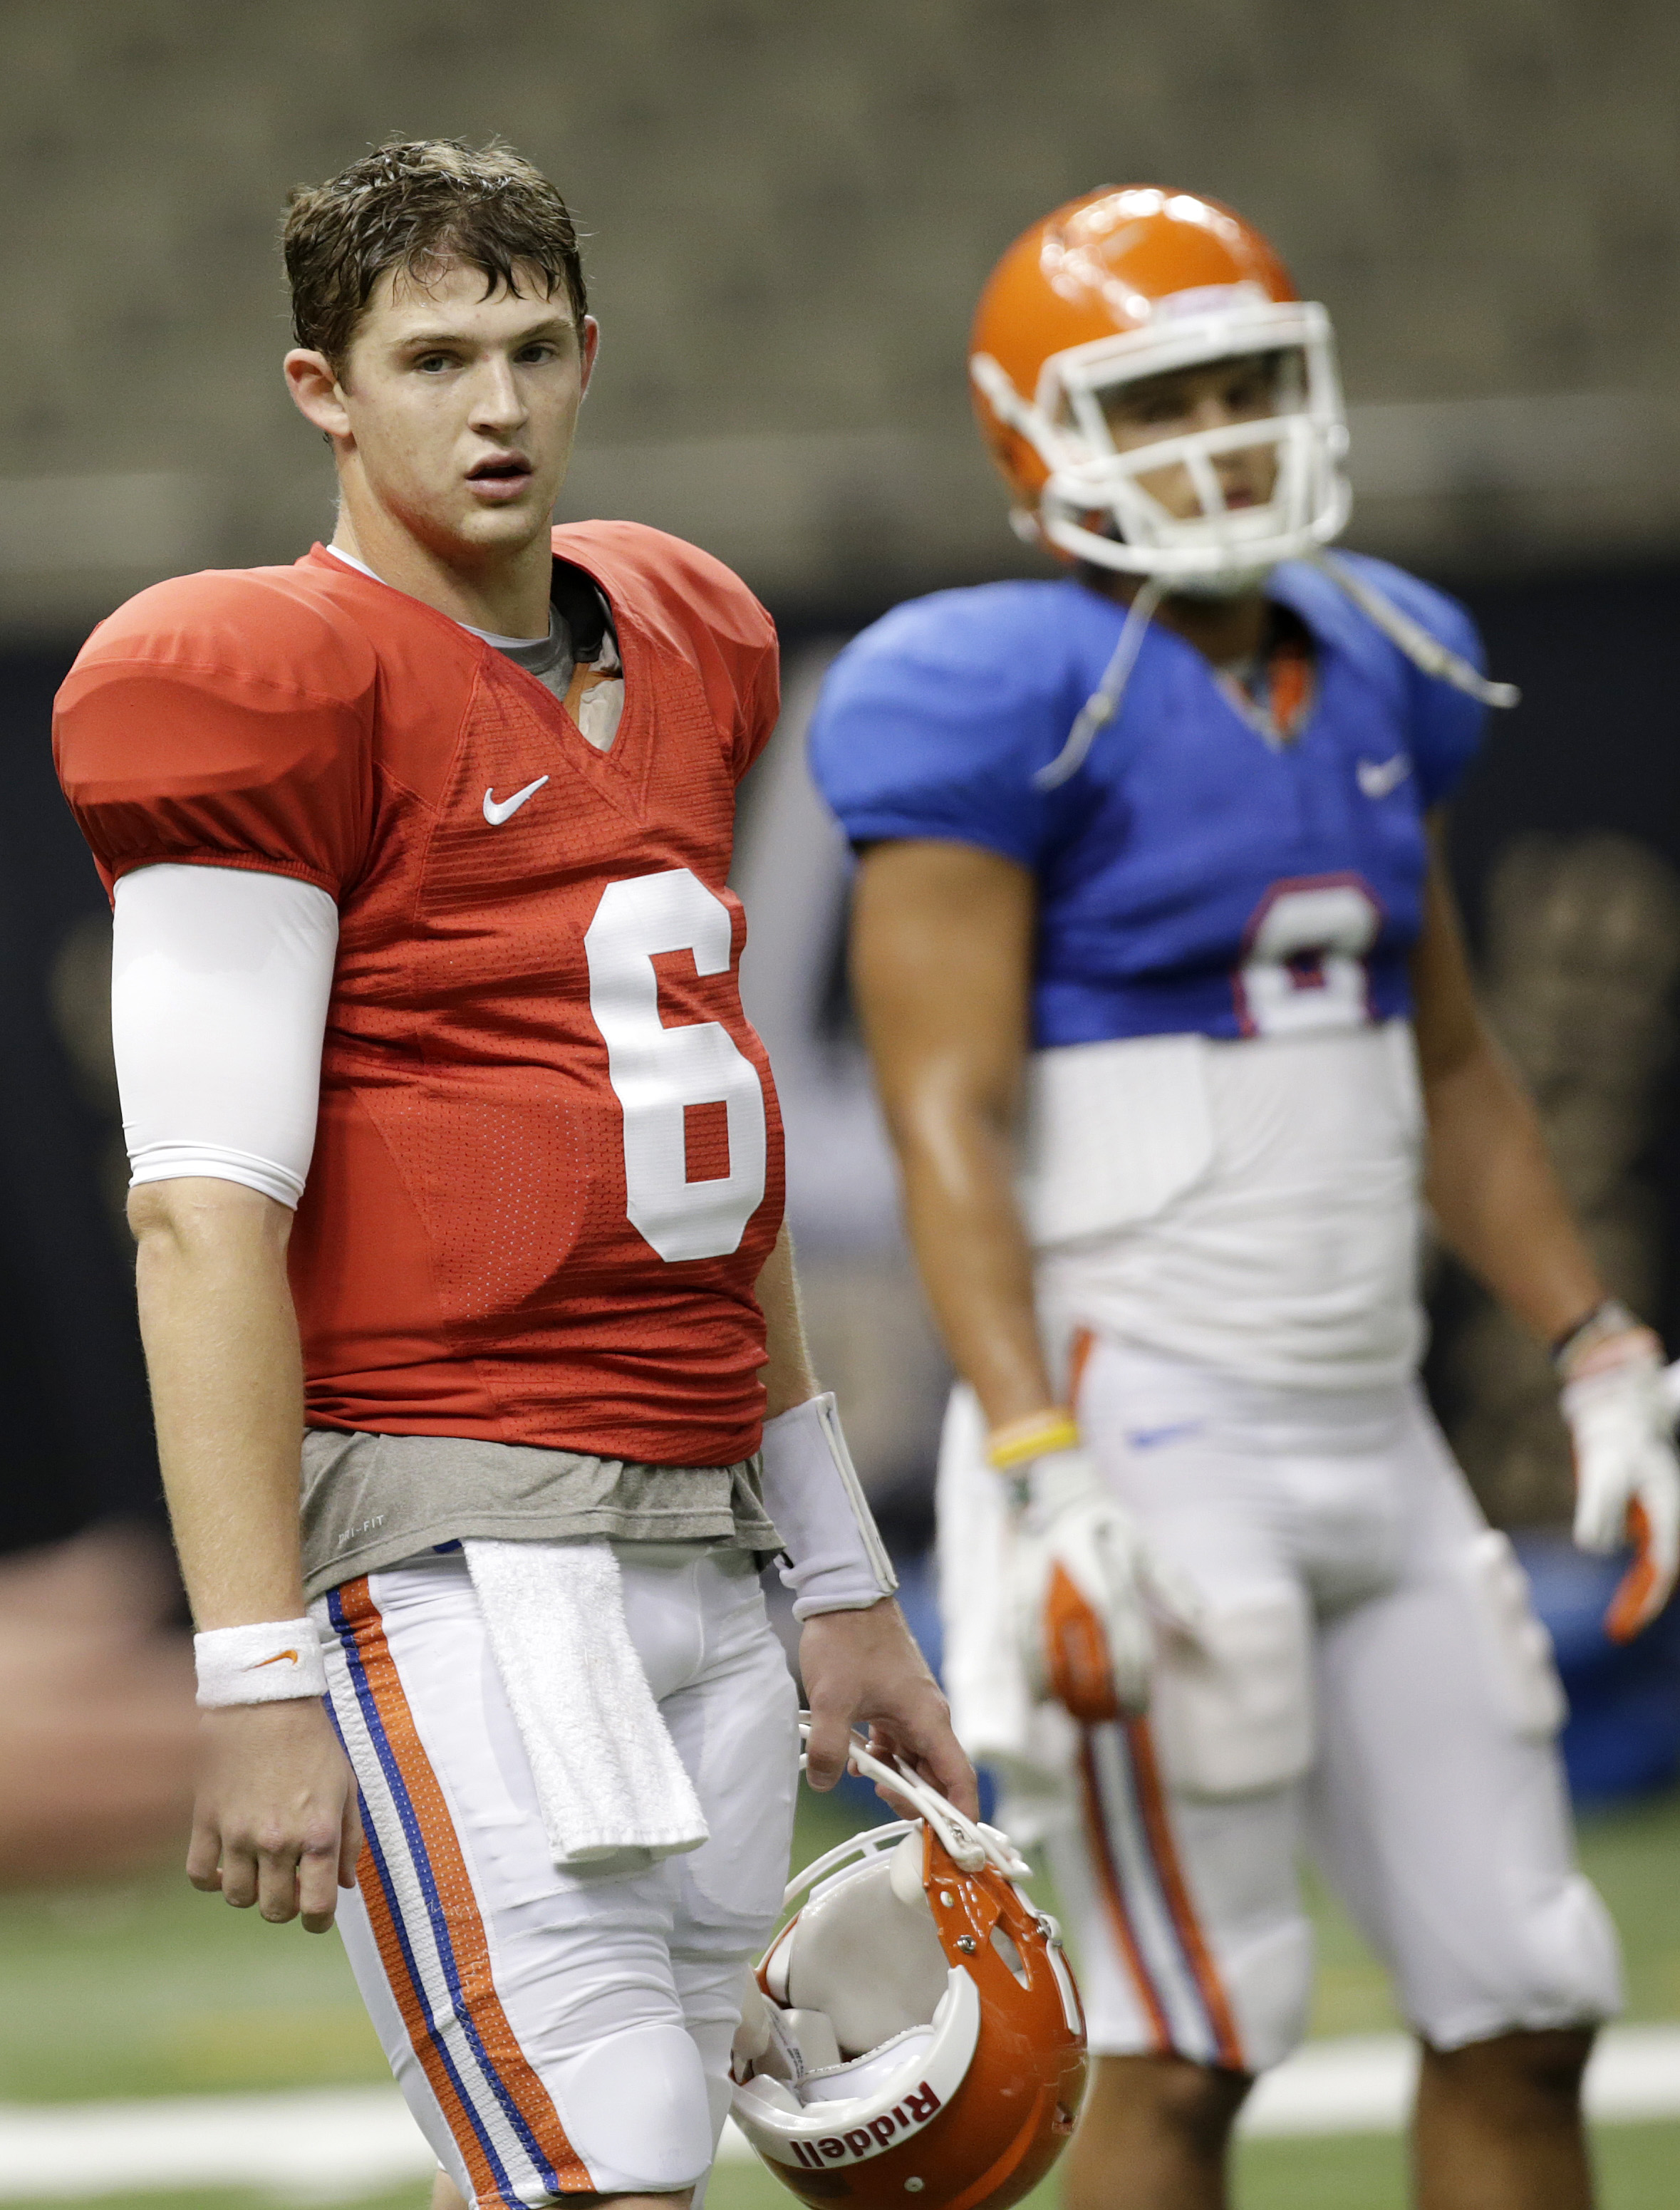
xmin=1007 ymin=1446 xmax=1203 ymax=1721
xmin=187 ymin=1700 xmax=362 ymax=1933
xmin=1561 ymin=1334 xmax=1680 ymax=1642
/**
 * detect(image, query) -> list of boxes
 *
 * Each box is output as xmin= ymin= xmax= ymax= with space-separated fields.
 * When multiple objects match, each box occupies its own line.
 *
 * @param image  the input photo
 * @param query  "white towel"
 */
xmin=934 ymin=1384 xmax=1077 ymax=1843
xmin=463 ymin=1537 xmax=709 ymax=1867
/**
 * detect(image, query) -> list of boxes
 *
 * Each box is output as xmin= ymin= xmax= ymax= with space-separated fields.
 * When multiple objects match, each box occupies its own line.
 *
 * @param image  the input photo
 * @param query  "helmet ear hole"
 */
xmin=990 ymin=1926 xmax=1030 ymax=1989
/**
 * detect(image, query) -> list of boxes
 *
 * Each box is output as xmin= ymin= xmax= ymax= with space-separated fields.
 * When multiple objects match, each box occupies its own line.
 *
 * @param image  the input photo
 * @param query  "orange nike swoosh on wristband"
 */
xmin=248 ymin=1649 xmax=301 ymax=1669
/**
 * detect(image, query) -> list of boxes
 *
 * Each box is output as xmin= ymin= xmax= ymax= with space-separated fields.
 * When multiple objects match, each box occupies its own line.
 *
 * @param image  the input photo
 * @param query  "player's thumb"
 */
xmin=1606 ymin=1492 xmax=1680 ymax=1644
xmin=802 ymin=1699 xmax=851 ymax=1795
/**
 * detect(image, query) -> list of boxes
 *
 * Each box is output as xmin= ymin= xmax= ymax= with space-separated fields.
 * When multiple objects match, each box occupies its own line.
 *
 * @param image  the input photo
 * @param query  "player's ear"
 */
xmin=577 ymin=316 xmax=601 ymax=400
xmin=284 ymin=348 xmax=352 ymax=442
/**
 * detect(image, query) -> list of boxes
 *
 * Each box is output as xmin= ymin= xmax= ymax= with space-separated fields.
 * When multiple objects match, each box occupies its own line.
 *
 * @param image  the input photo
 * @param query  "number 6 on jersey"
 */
xmin=586 ymin=868 xmax=769 ymax=1262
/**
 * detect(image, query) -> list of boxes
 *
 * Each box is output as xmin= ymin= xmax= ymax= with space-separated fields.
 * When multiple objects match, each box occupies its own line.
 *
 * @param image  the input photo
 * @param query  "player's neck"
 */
xmin=1108 ymin=578 xmax=1270 ymax=670
xmin=328 ymin=503 xmax=555 ymax=640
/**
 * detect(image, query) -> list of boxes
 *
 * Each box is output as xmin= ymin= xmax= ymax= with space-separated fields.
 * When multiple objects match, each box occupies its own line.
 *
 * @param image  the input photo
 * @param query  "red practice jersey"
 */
xmin=55 ymin=524 xmax=786 ymax=1466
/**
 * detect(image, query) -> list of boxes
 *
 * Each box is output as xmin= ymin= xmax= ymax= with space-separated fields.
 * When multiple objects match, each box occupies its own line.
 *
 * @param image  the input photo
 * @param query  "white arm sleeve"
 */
xmin=112 ymin=863 xmax=339 ymax=1209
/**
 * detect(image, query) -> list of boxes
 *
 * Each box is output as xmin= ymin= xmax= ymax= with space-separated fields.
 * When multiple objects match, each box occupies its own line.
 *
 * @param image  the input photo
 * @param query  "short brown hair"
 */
xmin=282 ymin=137 xmax=587 ymax=369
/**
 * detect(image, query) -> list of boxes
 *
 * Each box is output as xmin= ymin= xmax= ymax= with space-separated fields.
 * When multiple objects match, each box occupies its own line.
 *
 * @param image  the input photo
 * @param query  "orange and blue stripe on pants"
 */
xmin=1076 ymin=1715 xmax=1246 ymax=2072
xmin=1064 ymin=1325 xmax=1244 ymax=2074
xmin=324 ymin=1575 xmax=594 ymax=2207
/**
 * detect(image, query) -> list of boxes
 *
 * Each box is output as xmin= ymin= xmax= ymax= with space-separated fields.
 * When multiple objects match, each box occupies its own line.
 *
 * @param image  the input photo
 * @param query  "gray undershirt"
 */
xmin=493 ymin=613 xmax=576 ymax=701
xmin=300 ymin=1431 xmax=780 ymax=1602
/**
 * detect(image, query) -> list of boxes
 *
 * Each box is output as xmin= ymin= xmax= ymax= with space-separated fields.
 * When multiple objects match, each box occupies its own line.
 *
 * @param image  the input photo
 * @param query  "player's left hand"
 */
xmin=1561 ymin=1330 xmax=1680 ymax=1641
xmin=799 ymin=1598 xmax=979 ymax=1819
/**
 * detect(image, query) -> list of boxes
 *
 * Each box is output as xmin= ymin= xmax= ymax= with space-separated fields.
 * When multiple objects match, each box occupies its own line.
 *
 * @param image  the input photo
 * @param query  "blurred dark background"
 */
xmin=2 ymin=0 xmax=1679 ymax=1800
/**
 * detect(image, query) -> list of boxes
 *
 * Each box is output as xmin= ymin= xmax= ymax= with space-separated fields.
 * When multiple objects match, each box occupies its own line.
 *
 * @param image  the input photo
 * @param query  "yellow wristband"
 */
xmin=987 ymin=1409 xmax=1080 ymax=1470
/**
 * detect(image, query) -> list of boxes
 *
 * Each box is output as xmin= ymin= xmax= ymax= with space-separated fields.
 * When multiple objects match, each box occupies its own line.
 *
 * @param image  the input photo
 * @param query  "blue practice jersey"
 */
xmin=807 ymin=555 xmax=1487 ymax=1049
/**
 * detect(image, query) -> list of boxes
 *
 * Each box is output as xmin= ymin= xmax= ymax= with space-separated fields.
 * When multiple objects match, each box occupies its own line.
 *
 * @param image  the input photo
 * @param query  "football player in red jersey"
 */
xmin=54 ymin=139 xmax=971 ymax=2210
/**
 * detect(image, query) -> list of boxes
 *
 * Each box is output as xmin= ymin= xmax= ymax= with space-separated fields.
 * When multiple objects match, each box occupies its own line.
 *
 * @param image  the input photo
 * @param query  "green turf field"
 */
xmin=1 ymin=1782 xmax=1675 ymax=2208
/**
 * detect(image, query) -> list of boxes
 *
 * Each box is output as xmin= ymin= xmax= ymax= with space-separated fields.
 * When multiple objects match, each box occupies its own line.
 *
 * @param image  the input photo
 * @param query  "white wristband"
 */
xmin=759 ymin=1392 xmax=899 ymax=1620
xmin=194 ymin=1619 xmax=328 ymax=1708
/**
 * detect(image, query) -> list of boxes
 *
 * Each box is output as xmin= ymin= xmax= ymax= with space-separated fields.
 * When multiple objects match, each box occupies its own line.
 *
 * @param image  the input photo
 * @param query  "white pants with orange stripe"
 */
xmin=956 ymin=1337 xmax=1623 ymax=2075
xmin=312 ymin=1542 xmax=798 ymax=2209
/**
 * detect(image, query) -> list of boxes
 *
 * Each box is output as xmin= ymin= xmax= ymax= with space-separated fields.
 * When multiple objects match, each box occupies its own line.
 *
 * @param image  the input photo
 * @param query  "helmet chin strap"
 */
xmin=1034 ymin=576 xmax=1166 ymax=791
xmin=1035 ymin=546 xmax=1519 ymax=796
xmin=1311 ymin=552 xmax=1520 ymax=708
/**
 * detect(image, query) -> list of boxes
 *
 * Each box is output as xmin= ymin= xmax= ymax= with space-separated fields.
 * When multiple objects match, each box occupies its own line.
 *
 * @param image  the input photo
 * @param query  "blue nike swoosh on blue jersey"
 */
xmin=807 ymin=554 xmax=1490 ymax=1051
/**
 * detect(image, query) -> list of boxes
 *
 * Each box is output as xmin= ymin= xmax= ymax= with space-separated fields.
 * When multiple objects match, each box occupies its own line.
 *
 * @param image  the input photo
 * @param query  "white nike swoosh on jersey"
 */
xmin=482 ymin=775 xmax=550 ymax=825
xmin=1356 ymin=753 xmax=1411 ymax=799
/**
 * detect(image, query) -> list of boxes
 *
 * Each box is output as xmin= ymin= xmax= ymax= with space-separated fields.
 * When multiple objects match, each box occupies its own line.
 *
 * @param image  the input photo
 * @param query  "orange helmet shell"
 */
xmin=900 ymin=1829 xmax=1089 ymax=2210
xmin=971 ymin=186 xmax=1300 ymax=514
xmin=742 ymin=1822 xmax=1087 ymax=2210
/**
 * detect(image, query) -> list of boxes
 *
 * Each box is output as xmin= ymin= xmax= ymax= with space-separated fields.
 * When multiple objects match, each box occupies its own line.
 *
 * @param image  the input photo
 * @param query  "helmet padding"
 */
xmin=781 ymin=1848 xmax=950 ymax=2057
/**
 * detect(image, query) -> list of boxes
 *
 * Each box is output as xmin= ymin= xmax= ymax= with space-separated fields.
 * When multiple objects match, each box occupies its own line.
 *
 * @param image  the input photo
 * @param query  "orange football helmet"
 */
xmin=730 ymin=1732 xmax=1087 ymax=2210
xmin=970 ymin=186 xmax=1350 ymax=588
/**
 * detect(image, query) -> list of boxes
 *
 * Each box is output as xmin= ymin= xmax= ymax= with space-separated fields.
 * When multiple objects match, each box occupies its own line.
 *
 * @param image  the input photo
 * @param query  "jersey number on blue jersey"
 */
xmin=1235 ymin=874 xmax=1383 ymax=1037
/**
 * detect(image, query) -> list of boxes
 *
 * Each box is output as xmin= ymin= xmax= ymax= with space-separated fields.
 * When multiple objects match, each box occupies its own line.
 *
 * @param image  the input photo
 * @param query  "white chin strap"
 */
xmin=1312 ymin=551 xmax=1519 ymax=709
xmin=1030 ymin=551 xmax=1517 ymax=793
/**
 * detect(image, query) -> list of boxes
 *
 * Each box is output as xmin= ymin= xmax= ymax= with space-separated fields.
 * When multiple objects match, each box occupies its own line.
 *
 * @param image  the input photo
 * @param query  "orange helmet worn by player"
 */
xmin=969 ymin=185 xmax=1349 ymax=591
xmin=970 ymin=185 xmax=1517 ymax=721
xmin=731 ymin=1734 xmax=1087 ymax=2210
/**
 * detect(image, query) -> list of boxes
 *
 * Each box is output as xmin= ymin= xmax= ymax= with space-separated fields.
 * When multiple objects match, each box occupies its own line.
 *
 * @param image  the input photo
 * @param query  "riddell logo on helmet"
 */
xmin=784 ymin=2083 xmax=943 ymax=2168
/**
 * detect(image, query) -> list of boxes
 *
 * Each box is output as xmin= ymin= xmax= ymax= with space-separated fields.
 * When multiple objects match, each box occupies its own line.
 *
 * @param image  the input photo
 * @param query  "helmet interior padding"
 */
xmin=783 ymin=1852 xmax=950 ymax=2057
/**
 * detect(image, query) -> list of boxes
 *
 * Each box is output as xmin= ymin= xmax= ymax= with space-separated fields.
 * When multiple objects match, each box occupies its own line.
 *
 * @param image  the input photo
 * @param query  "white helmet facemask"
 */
xmin=972 ymin=288 xmax=1351 ymax=595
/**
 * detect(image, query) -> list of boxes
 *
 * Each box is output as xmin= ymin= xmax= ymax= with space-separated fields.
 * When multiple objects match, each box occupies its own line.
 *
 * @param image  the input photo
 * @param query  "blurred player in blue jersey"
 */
xmin=807 ymin=188 xmax=1680 ymax=2210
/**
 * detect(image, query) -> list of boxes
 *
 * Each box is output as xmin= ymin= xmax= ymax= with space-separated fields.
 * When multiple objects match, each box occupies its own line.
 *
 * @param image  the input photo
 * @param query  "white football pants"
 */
xmin=313 ymin=1542 xmax=799 ymax=2207
xmin=1041 ymin=1337 xmax=1623 ymax=2073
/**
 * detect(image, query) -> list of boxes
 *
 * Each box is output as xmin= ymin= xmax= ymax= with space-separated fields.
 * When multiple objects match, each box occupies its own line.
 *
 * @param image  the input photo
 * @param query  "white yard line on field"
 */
xmin=1238 ymin=2023 xmax=1680 ymax=2136
xmin=0 ymin=2027 xmax=1676 ymax=2199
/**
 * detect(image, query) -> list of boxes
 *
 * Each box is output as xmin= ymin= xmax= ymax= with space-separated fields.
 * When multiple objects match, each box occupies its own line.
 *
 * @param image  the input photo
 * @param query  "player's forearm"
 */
xmin=890 ymin=1101 xmax=1059 ymax=1430
xmin=756 ymin=1221 xmax=821 ymax=1419
xmin=1422 ymin=1033 xmax=1607 ymax=1345
xmin=129 ymin=1178 xmax=310 ymax=1629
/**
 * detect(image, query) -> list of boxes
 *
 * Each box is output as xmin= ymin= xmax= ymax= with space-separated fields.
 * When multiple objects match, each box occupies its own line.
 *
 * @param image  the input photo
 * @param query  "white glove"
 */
xmin=1562 ymin=1336 xmax=1680 ymax=1642
xmin=1007 ymin=1445 xmax=1203 ymax=1721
